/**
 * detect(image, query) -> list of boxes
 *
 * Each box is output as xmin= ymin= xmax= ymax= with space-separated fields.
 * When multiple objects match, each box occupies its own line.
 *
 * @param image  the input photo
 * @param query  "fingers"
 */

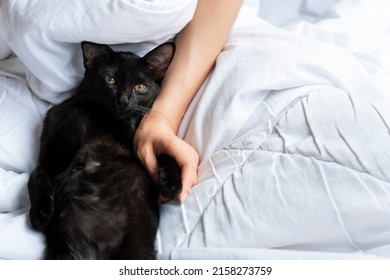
xmin=164 ymin=138 xmax=199 ymax=202
xmin=137 ymin=135 xmax=199 ymax=203
xmin=134 ymin=113 xmax=199 ymax=203
xmin=178 ymin=161 xmax=198 ymax=202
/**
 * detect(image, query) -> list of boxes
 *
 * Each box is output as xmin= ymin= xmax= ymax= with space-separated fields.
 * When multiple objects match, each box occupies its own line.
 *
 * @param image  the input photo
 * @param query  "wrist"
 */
xmin=140 ymin=108 xmax=179 ymax=135
xmin=148 ymin=97 xmax=185 ymax=133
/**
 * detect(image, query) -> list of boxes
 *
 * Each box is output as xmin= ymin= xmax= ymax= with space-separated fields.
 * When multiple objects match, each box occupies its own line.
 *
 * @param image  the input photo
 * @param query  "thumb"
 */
xmin=164 ymin=138 xmax=199 ymax=202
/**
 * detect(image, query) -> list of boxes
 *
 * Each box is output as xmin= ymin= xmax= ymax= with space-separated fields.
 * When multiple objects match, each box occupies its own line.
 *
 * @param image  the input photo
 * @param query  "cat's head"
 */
xmin=80 ymin=41 xmax=175 ymax=120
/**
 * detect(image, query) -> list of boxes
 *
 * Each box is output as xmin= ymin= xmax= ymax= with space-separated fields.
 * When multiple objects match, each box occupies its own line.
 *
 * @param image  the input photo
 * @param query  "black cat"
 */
xmin=27 ymin=42 xmax=182 ymax=259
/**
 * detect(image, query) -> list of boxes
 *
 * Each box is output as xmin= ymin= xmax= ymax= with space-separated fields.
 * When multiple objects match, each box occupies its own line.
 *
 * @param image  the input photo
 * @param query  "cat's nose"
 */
xmin=119 ymin=90 xmax=132 ymax=104
xmin=119 ymin=95 xmax=129 ymax=104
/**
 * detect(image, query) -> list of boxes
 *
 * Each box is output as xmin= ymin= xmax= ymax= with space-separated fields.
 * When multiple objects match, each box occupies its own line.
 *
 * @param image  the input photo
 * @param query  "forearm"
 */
xmin=135 ymin=0 xmax=243 ymax=199
xmin=150 ymin=0 xmax=243 ymax=132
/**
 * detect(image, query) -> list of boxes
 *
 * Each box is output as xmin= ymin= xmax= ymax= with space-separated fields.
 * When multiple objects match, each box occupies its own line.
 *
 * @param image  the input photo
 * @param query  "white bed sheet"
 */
xmin=1 ymin=0 xmax=390 ymax=260
xmin=158 ymin=0 xmax=390 ymax=259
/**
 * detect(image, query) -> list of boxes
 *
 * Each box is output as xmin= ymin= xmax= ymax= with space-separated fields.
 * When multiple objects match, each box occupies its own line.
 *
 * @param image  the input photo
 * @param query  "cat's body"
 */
xmin=28 ymin=42 xmax=181 ymax=259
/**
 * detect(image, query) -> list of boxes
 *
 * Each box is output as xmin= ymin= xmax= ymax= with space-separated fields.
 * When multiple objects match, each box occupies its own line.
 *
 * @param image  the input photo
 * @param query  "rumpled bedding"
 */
xmin=1 ymin=0 xmax=390 ymax=260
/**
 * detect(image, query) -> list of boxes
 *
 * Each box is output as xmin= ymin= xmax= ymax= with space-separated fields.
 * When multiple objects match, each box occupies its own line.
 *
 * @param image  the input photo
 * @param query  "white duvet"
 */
xmin=1 ymin=0 xmax=390 ymax=260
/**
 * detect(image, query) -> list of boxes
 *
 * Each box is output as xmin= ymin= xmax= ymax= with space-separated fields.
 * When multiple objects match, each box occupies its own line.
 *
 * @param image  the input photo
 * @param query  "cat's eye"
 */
xmin=134 ymin=84 xmax=148 ymax=93
xmin=104 ymin=74 xmax=116 ymax=85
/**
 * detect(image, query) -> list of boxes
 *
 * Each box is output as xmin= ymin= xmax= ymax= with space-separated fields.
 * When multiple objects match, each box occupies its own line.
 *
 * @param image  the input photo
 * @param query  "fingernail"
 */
xmin=180 ymin=192 xmax=189 ymax=203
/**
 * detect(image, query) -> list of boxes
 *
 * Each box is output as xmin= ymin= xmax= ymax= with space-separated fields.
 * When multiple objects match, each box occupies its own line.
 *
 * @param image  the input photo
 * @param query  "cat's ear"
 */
xmin=143 ymin=43 xmax=175 ymax=80
xmin=81 ymin=41 xmax=114 ymax=69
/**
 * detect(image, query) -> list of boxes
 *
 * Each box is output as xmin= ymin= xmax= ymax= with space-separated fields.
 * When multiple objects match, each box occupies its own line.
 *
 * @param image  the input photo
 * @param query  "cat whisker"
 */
xmin=126 ymin=105 xmax=151 ymax=114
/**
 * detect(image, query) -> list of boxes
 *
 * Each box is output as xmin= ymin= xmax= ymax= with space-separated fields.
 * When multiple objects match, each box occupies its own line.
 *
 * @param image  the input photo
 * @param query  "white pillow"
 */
xmin=0 ymin=0 xmax=197 ymax=103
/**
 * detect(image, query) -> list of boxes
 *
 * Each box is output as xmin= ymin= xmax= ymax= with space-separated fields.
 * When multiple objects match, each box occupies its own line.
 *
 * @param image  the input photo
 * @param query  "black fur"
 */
xmin=27 ymin=42 xmax=181 ymax=259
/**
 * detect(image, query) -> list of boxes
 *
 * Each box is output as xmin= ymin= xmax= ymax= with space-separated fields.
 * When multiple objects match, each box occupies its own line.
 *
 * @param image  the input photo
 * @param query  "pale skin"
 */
xmin=133 ymin=0 xmax=243 ymax=202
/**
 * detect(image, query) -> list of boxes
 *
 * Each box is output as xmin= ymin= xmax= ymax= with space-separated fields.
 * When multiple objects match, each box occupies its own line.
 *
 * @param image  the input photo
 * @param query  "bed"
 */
xmin=1 ymin=0 xmax=390 ymax=260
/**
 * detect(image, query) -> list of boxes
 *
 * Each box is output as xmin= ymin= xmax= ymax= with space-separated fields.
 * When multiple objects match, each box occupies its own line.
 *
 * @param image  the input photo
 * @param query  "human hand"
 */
xmin=134 ymin=112 xmax=199 ymax=203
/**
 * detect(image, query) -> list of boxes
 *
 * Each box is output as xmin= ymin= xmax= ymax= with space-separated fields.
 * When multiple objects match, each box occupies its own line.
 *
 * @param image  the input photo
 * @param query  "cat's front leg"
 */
xmin=156 ymin=155 xmax=182 ymax=203
xmin=28 ymin=167 xmax=54 ymax=231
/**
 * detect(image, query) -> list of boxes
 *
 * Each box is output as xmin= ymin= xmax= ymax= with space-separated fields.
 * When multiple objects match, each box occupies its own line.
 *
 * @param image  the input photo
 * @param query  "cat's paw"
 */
xmin=157 ymin=155 xmax=182 ymax=203
xmin=28 ymin=168 xmax=54 ymax=231
xmin=29 ymin=193 xmax=54 ymax=231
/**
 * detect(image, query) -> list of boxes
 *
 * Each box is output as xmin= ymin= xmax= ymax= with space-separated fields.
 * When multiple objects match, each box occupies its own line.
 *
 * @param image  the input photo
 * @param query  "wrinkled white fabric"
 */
xmin=158 ymin=1 xmax=390 ymax=259
xmin=0 ymin=75 xmax=47 ymax=259
xmin=0 ymin=0 xmax=197 ymax=104
xmin=0 ymin=33 xmax=12 ymax=60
